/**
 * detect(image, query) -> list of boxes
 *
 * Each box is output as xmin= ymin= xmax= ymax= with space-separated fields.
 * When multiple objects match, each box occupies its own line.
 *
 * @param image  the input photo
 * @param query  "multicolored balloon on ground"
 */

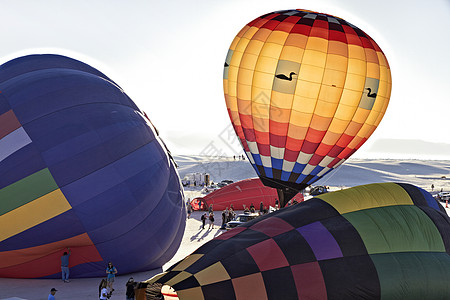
xmin=223 ymin=9 xmax=392 ymax=204
xmin=137 ymin=183 xmax=450 ymax=299
xmin=0 ymin=54 xmax=186 ymax=278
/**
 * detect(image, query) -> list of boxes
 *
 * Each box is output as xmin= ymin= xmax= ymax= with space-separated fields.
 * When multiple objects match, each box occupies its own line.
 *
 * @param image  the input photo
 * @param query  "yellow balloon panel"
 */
xmin=305 ymin=37 xmax=328 ymax=52
xmin=279 ymin=46 xmax=305 ymax=62
xmin=292 ymin=94 xmax=318 ymax=114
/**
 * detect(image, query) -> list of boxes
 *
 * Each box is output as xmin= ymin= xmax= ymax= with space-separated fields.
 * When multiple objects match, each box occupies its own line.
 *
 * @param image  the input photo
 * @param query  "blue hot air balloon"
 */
xmin=0 ymin=54 xmax=186 ymax=278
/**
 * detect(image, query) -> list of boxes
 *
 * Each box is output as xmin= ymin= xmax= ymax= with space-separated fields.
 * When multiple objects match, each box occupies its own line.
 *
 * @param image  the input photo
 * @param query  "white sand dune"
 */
xmin=1 ymin=157 xmax=449 ymax=299
xmin=176 ymin=155 xmax=450 ymax=193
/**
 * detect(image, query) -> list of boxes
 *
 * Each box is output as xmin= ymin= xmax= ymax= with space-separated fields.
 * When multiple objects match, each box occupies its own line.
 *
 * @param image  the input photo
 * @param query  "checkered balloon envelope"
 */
xmin=138 ymin=183 xmax=450 ymax=299
xmin=223 ymin=9 xmax=392 ymax=205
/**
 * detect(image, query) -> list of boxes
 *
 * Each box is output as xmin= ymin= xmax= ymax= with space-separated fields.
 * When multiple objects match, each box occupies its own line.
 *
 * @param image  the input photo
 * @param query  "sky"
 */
xmin=1 ymin=0 xmax=449 ymax=159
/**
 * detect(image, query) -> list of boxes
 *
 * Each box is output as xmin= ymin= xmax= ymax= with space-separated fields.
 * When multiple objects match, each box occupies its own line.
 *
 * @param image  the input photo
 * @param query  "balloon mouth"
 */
xmin=259 ymin=176 xmax=307 ymax=207
xmin=141 ymin=283 xmax=179 ymax=300
xmin=161 ymin=285 xmax=179 ymax=300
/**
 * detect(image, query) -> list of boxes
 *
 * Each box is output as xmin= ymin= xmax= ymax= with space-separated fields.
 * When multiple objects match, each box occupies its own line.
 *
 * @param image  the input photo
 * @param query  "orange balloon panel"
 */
xmin=223 ymin=9 xmax=391 ymax=189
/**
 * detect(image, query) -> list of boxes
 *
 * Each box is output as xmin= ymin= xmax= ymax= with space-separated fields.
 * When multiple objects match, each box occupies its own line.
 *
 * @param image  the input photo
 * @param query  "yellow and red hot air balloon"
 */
xmin=223 ymin=9 xmax=391 ymax=205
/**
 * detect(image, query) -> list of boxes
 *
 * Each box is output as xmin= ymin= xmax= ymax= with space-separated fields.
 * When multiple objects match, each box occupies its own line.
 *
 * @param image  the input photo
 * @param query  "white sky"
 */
xmin=1 ymin=0 xmax=449 ymax=159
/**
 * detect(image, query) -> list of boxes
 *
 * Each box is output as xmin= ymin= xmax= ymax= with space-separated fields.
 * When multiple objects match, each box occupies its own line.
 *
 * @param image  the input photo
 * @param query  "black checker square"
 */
xmin=195 ymin=239 xmax=224 ymax=255
xmin=272 ymin=230 xmax=316 ymax=265
xmin=272 ymin=14 xmax=290 ymax=22
xmin=206 ymin=229 xmax=269 ymax=257
xmin=272 ymin=168 xmax=282 ymax=180
xmin=316 ymin=15 xmax=328 ymax=22
xmin=320 ymin=215 xmax=369 ymax=257
xmin=288 ymin=171 xmax=300 ymax=183
xmin=221 ymin=249 xmax=260 ymax=279
xmin=155 ymin=270 xmax=181 ymax=283
xmin=202 ymin=280 xmax=237 ymax=300
xmin=260 ymin=12 xmax=275 ymax=19
xmin=396 ymin=183 xmax=429 ymax=207
xmin=319 ymin=256 xmax=380 ymax=299
xmin=304 ymin=174 xmax=315 ymax=185
xmin=296 ymin=17 xmax=314 ymax=26
xmin=291 ymin=11 xmax=309 ymax=18
xmin=256 ymin=165 xmax=266 ymax=177
xmin=278 ymin=199 xmax=340 ymax=228
xmin=262 ymin=267 xmax=298 ymax=300
xmin=353 ymin=27 xmax=368 ymax=38
xmin=328 ymin=22 xmax=345 ymax=32
xmin=171 ymin=274 xmax=201 ymax=292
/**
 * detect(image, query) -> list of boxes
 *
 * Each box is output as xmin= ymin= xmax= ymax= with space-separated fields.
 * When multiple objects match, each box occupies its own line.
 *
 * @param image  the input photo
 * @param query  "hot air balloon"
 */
xmin=223 ymin=9 xmax=391 ymax=206
xmin=0 ymin=54 xmax=186 ymax=278
xmin=137 ymin=183 xmax=450 ymax=299
xmin=191 ymin=178 xmax=304 ymax=211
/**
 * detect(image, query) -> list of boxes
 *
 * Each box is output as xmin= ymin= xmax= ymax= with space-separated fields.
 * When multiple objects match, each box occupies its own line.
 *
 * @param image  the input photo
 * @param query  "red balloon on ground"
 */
xmin=191 ymin=178 xmax=304 ymax=211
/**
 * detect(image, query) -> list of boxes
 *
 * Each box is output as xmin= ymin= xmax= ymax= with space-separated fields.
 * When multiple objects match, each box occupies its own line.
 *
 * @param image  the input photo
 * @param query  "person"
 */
xmin=224 ymin=208 xmax=229 ymax=222
xmin=229 ymin=205 xmax=235 ymax=221
xmin=208 ymin=204 xmax=213 ymax=214
xmin=187 ymin=202 xmax=192 ymax=219
xmin=259 ymin=201 xmax=264 ymax=215
xmin=201 ymin=213 xmax=207 ymax=229
xmin=106 ymin=262 xmax=117 ymax=293
xmin=99 ymin=279 xmax=107 ymax=299
xmin=208 ymin=212 xmax=215 ymax=229
xmin=250 ymin=203 xmax=255 ymax=213
xmin=228 ymin=207 xmax=235 ymax=222
xmin=221 ymin=210 xmax=226 ymax=229
xmin=48 ymin=288 xmax=57 ymax=300
xmin=61 ymin=247 xmax=71 ymax=282
xmin=126 ymin=277 xmax=137 ymax=300
xmin=100 ymin=279 xmax=109 ymax=300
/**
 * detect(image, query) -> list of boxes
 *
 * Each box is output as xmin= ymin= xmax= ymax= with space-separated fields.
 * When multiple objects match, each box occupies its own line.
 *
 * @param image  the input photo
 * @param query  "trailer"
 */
xmin=181 ymin=173 xmax=210 ymax=187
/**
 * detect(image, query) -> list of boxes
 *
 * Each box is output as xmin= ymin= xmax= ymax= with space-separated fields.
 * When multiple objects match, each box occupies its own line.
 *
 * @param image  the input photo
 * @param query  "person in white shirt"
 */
xmin=100 ymin=280 xmax=108 ymax=300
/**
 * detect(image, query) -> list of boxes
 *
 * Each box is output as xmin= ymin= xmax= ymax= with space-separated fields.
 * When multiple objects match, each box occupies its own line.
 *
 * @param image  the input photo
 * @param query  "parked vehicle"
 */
xmin=201 ymin=185 xmax=218 ymax=194
xmin=217 ymin=180 xmax=234 ymax=188
xmin=309 ymin=185 xmax=328 ymax=196
xmin=225 ymin=212 xmax=260 ymax=230
xmin=438 ymin=192 xmax=450 ymax=202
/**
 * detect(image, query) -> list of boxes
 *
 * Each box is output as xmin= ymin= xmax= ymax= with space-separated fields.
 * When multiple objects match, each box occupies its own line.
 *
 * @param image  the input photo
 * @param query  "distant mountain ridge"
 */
xmin=367 ymin=139 xmax=450 ymax=159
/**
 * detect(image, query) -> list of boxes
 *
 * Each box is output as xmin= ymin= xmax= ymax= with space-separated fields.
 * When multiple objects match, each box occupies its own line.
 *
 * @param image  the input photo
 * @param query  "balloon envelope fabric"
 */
xmin=193 ymin=178 xmax=304 ymax=211
xmin=223 ymin=9 xmax=391 ymax=192
xmin=139 ymin=183 xmax=450 ymax=299
xmin=0 ymin=54 xmax=186 ymax=278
